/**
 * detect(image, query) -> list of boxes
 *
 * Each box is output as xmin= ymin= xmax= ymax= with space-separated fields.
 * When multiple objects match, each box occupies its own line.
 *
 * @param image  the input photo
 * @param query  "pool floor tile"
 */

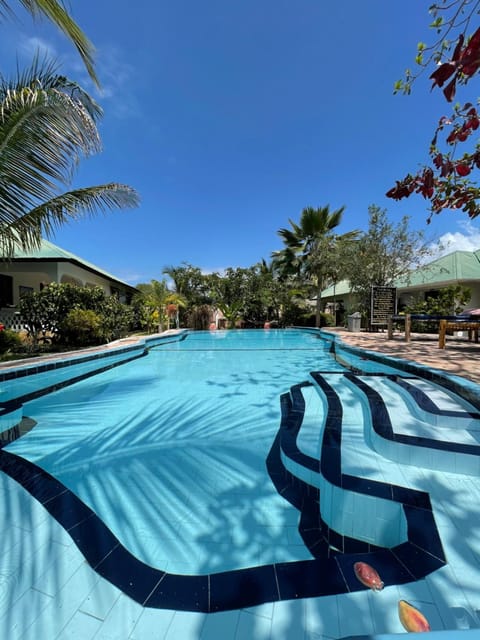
xmin=79 ymin=578 xmax=121 ymax=622
xmin=129 ymin=607 xmax=176 ymax=640
xmin=4 ymin=331 xmax=480 ymax=638
xmin=31 ymin=541 xmax=87 ymax=597
xmin=4 ymin=587 xmax=54 ymax=640
xmin=304 ymin=594 xmax=340 ymax=638
xmin=209 ymin=565 xmax=279 ymax=613
xmin=336 ymin=591 xmax=375 ymax=637
xmin=93 ymin=593 xmax=143 ymax=639
xmin=235 ymin=610 xmax=273 ymax=640
xmin=55 ymin=610 xmax=102 ymax=640
xmin=164 ymin=611 xmax=206 ymax=640
xmin=270 ymin=599 xmax=306 ymax=638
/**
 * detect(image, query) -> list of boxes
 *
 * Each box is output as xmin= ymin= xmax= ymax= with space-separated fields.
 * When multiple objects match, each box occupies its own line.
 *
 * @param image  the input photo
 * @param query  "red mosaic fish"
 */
xmin=353 ymin=562 xmax=384 ymax=591
xmin=398 ymin=599 xmax=431 ymax=632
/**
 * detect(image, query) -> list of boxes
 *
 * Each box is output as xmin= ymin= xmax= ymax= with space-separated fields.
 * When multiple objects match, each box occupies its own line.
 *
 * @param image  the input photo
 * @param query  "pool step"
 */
xmin=270 ymin=372 xmax=446 ymax=588
xmin=345 ymin=373 xmax=480 ymax=476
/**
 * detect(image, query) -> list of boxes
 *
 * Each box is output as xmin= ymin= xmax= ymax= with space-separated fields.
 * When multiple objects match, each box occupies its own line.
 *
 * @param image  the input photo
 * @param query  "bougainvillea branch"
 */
xmin=387 ymin=1 xmax=480 ymax=219
xmin=387 ymin=102 xmax=480 ymax=219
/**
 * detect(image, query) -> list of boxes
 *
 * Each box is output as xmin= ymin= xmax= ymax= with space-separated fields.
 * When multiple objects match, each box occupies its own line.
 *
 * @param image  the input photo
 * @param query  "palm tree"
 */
xmin=0 ymin=60 xmax=139 ymax=256
xmin=274 ymin=205 xmax=358 ymax=327
xmin=136 ymin=280 xmax=186 ymax=333
xmin=1 ymin=0 xmax=98 ymax=85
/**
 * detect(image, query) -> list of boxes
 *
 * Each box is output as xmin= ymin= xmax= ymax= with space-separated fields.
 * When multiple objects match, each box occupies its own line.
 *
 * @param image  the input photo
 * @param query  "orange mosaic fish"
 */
xmin=398 ymin=599 xmax=431 ymax=632
xmin=353 ymin=562 xmax=384 ymax=591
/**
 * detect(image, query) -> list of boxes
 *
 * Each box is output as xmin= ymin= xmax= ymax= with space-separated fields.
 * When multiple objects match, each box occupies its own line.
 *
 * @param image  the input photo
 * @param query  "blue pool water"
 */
xmin=3 ymin=328 xmax=480 ymax=637
xmin=7 ymin=329 xmax=342 ymax=575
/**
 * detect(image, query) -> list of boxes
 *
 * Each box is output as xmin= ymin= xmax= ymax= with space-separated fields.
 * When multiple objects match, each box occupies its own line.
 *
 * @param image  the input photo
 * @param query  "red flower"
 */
xmin=456 ymin=163 xmax=471 ymax=176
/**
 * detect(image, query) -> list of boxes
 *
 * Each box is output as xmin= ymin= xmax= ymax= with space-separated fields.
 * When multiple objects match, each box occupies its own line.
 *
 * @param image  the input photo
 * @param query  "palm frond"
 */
xmin=1 ymin=183 xmax=139 ymax=256
xmin=0 ymin=1 xmax=99 ymax=86
xmin=0 ymin=73 xmax=102 ymax=222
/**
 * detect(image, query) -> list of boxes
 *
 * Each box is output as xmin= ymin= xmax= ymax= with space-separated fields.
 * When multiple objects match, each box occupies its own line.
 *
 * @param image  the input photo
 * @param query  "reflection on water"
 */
xmin=8 ymin=329 xmax=342 ymax=573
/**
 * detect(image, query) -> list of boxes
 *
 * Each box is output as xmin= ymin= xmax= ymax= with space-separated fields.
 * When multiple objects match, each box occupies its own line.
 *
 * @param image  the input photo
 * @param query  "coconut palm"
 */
xmin=1 ymin=0 xmax=98 ymax=85
xmin=0 ymin=59 xmax=139 ymax=256
xmin=274 ymin=205 xmax=359 ymax=327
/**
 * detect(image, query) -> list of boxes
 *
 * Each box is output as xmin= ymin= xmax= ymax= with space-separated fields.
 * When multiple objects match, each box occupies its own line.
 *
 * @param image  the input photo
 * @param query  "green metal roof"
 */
xmin=395 ymin=250 xmax=480 ymax=288
xmin=321 ymin=279 xmax=352 ymax=297
xmin=5 ymin=239 xmax=137 ymax=291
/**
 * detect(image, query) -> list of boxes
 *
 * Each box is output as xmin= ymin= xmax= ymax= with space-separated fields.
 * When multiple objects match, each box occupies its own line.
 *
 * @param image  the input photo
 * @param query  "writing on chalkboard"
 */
xmin=370 ymin=286 xmax=396 ymax=325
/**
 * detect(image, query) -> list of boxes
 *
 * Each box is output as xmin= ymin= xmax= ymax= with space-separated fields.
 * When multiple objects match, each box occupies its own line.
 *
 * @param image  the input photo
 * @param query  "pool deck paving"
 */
xmin=325 ymin=327 xmax=480 ymax=385
xmin=2 ymin=328 xmax=480 ymax=639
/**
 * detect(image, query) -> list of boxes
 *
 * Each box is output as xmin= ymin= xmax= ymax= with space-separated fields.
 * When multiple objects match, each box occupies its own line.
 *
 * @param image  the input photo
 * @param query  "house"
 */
xmin=0 ymin=239 xmax=138 ymax=330
xmin=395 ymin=249 xmax=480 ymax=310
xmin=320 ymin=249 xmax=480 ymax=321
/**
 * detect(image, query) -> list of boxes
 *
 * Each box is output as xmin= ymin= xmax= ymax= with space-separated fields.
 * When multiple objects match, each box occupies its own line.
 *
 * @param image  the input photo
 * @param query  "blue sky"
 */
xmin=2 ymin=0 xmax=480 ymax=285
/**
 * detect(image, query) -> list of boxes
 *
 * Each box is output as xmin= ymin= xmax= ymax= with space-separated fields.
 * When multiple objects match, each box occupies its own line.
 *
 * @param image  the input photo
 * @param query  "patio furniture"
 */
xmin=438 ymin=319 xmax=480 ymax=348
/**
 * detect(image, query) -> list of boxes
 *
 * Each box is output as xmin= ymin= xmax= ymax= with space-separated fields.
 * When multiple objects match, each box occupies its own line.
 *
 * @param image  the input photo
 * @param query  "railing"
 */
xmin=0 ymin=309 xmax=25 ymax=332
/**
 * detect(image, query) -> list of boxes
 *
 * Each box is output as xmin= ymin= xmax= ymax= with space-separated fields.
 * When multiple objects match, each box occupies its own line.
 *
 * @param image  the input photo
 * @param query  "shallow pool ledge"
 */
xmin=320 ymin=329 xmax=480 ymax=407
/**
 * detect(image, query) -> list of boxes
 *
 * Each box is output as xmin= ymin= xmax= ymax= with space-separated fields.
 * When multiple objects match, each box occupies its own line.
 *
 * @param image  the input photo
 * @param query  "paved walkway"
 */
xmin=325 ymin=328 xmax=480 ymax=385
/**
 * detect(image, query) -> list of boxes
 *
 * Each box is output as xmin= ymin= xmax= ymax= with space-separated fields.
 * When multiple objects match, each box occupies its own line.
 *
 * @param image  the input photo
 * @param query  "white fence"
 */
xmin=0 ymin=309 xmax=26 ymax=332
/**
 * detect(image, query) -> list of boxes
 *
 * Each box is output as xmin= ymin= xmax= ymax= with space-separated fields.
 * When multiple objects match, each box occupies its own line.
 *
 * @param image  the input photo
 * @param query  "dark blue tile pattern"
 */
xmin=273 ymin=369 xmax=446 ymax=593
xmin=0 ymin=330 xmax=457 ymax=612
xmin=347 ymin=373 xmax=480 ymax=457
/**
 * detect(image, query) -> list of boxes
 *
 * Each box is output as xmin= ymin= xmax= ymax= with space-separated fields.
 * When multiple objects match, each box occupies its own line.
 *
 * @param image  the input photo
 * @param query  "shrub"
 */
xmin=0 ymin=328 xmax=23 ymax=354
xmin=59 ymin=309 xmax=103 ymax=346
xmin=319 ymin=312 xmax=335 ymax=327
xmin=188 ymin=305 xmax=212 ymax=330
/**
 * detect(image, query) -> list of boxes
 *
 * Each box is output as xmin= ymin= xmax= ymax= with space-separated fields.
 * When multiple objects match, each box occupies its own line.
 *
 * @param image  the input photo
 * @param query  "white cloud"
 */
xmin=430 ymin=219 xmax=480 ymax=258
xmin=17 ymin=35 xmax=58 ymax=62
xmin=90 ymin=44 xmax=140 ymax=119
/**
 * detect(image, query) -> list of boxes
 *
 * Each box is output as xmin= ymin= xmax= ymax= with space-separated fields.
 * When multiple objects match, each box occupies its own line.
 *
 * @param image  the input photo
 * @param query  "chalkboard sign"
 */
xmin=370 ymin=286 xmax=396 ymax=325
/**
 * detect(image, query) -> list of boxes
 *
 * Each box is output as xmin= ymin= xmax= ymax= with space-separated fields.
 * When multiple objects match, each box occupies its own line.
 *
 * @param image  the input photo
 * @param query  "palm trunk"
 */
xmin=315 ymin=285 xmax=322 ymax=328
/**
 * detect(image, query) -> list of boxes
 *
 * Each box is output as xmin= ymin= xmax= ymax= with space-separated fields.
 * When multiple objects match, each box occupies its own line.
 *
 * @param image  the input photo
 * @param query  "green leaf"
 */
xmin=393 ymin=79 xmax=403 ymax=93
xmin=429 ymin=16 xmax=444 ymax=29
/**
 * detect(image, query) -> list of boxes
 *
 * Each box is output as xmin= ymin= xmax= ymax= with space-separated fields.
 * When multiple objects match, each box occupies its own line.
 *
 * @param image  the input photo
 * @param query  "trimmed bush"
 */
xmin=0 ymin=328 xmax=23 ymax=354
xmin=60 ymin=308 xmax=103 ymax=346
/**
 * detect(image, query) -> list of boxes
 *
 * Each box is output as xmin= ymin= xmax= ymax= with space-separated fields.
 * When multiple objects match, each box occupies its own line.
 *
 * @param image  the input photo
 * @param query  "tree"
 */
xmin=209 ymin=268 xmax=247 ymax=328
xmin=0 ymin=60 xmax=139 ymax=256
xmin=273 ymin=205 xmax=359 ymax=327
xmin=406 ymin=284 xmax=471 ymax=316
xmin=135 ymin=279 xmax=186 ymax=333
xmin=342 ymin=205 xmax=433 ymax=316
xmin=163 ymin=263 xmax=213 ymax=306
xmin=19 ymin=282 xmax=133 ymax=347
xmin=1 ymin=0 xmax=98 ymax=85
xmin=387 ymin=1 xmax=480 ymax=219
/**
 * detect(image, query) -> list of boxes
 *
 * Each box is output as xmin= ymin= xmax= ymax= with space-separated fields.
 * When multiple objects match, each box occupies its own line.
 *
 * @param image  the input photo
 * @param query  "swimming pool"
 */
xmin=2 ymin=328 xmax=480 ymax=637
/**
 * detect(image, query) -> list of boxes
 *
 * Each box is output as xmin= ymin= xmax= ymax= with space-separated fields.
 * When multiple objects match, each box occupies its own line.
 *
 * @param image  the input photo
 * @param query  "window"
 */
xmin=0 ymin=274 xmax=13 ymax=307
xmin=19 ymin=285 xmax=34 ymax=298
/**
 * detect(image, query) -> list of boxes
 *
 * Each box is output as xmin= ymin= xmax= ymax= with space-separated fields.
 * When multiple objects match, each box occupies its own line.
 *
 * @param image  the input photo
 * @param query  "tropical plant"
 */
xmin=215 ymin=299 xmax=243 ymax=329
xmin=0 ymin=59 xmax=139 ymax=256
xmin=1 ymin=0 xmax=98 ymax=85
xmin=187 ymin=304 xmax=211 ymax=330
xmin=406 ymin=284 xmax=472 ymax=316
xmin=0 ymin=326 xmax=23 ymax=354
xmin=60 ymin=308 xmax=103 ymax=346
xmin=342 ymin=205 xmax=434 ymax=317
xmin=135 ymin=279 xmax=186 ymax=332
xmin=388 ymin=1 xmax=480 ymax=219
xmin=163 ymin=263 xmax=212 ymax=306
xmin=19 ymin=282 xmax=133 ymax=347
xmin=273 ymin=205 xmax=359 ymax=327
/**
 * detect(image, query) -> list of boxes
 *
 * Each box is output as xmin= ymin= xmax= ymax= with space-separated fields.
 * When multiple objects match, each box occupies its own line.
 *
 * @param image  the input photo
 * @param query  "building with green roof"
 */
xmin=395 ymin=249 xmax=480 ymax=309
xmin=0 ymin=239 xmax=138 ymax=329
xmin=320 ymin=249 xmax=480 ymax=321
